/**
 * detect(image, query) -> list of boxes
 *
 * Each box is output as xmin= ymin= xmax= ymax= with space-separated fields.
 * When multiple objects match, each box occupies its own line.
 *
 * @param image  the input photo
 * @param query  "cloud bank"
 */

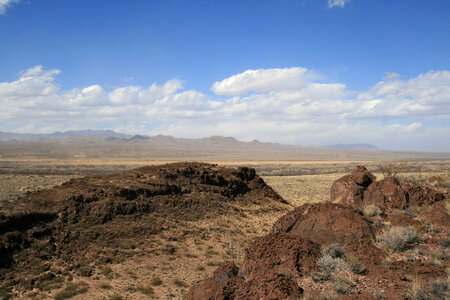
xmin=0 ymin=0 xmax=19 ymax=14
xmin=0 ymin=66 xmax=449 ymax=151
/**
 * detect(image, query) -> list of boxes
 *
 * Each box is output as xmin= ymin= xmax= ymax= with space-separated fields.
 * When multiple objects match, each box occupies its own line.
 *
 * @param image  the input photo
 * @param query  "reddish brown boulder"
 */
xmin=188 ymin=261 xmax=239 ymax=300
xmin=188 ymin=261 xmax=303 ymax=300
xmin=363 ymin=177 xmax=407 ymax=210
xmin=351 ymin=165 xmax=376 ymax=187
xmin=330 ymin=166 xmax=376 ymax=208
xmin=239 ymin=233 xmax=321 ymax=279
xmin=272 ymin=203 xmax=374 ymax=246
xmin=422 ymin=201 xmax=450 ymax=228
xmin=402 ymin=184 xmax=447 ymax=207
xmin=272 ymin=202 xmax=384 ymax=267
xmin=331 ymin=166 xmax=448 ymax=211
xmin=330 ymin=175 xmax=366 ymax=207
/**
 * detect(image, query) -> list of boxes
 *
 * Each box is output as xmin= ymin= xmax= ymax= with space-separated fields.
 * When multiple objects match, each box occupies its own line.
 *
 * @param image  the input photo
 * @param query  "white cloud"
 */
xmin=328 ymin=0 xmax=351 ymax=8
xmin=0 ymin=0 xmax=19 ymax=14
xmin=211 ymin=67 xmax=314 ymax=95
xmin=0 ymin=65 xmax=449 ymax=151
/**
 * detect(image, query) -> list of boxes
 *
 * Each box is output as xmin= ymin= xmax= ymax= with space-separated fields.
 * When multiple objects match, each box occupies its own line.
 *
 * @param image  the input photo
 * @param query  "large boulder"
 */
xmin=363 ymin=177 xmax=407 ymax=210
xmin=331 ymin=166 xmax=448 ymax=211
xmin=330 ymin=166 xmax=375 ymax=207
xmin=239 ymin=233 xmax=321 ymax=279
xmin=272 ymin=202 xmax=384 ymax=267
xmin=402 ymin=184 xmax=446 ymax=207
xmin=188 ymin=261 xmax=303 ymax=300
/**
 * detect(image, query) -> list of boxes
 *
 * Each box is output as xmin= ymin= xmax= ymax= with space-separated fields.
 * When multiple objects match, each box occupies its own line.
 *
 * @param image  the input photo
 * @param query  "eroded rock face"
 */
xmin=187 ymin=261 xmax=304 ymax=300
xmin=351 ymin=165 xmax=376 ymax=187
xmin=0 ymin=163 xmax=286 ymax=294
xmin=189 ymin=203 xmax=383 ymax=299
xmin=364 ymin=177 xmax=407 ymax=210
xmin=190 ymin=166 xmax=450 ymax=299
xmin=331 ymin=166 xmax=448 ymax=210
xmin=239 ymin=232 xmax=321 ymax=279
xmin=272 ymin=202 xmax=384 ymax=267
xmin=330 ymin=166 xmax=376 ymax=208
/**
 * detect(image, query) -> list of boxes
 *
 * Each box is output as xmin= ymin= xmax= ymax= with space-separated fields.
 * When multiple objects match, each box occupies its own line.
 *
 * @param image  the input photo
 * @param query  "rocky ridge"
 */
xmin=189 ymin=166 xmax=449 ymax=299
xmin=0 ymin=163 xmax=286 ymax=298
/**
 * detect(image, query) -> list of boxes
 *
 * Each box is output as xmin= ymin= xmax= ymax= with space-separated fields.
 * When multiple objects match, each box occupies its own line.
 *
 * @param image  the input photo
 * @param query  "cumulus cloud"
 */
xmin=211 ymin=67 xmax=315 ymax=95
xmin=0 ymin=65 xmax=449 ymax=151
xmin=328 ymin=0 xmax=351 ymax=8
xmin=0 ymin=0 xmax=19 ymax=14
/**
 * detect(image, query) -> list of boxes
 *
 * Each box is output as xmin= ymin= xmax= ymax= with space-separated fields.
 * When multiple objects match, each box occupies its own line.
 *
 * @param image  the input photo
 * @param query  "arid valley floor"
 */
xmin=0 ymin=159 xmax=449 ymax=300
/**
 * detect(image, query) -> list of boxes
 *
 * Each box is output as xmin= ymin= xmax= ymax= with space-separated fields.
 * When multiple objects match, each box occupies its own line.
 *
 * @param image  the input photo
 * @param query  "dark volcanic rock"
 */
xmin=364 ymin=177 xmax=407 ymax=210
xmin=351 ymin=165 xmax=376 ymax=187
xmin=239 ymin=232 xmax=321 ymax=279
xmin=331 ymin=166 xmax=448 ymax=211
xmin=0 ymin=163 xmax=285 ymax=295
xmin=272 ymin=202 xmax=384 ymax=267
xmin=191 ymin=166 xmax=450 ymax=299
xmin=188 ymin=261 xmax=303 ymax=300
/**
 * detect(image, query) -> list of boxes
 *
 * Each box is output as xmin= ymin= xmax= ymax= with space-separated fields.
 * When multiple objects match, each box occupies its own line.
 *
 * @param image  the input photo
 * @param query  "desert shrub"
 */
xmin=173 ymin=279 xmax=189 ymax=288
xmin=109 ymin=294 xmax=123 ymax=300
xmin=317 ymin=255 xmax=348 ymax=275
xmin=348 ymin=259 xmax=366 ymax=275
xmin=378 ymin=163 xmax=403 ymax=178
xmin=362 ymin=205 xmax=381 ymax=217
xmin=428 ymin=173 xmax=450 ymax=188
xmin=150 ymin=276 xmax=162 ymax=286
xmin=196 ymin=265 xmax=205 ymax=271
xmin=403 ymin=207 xmax=418 ymax=218
xmin=99 ymin=282 xmax=111 ymax=289
xmin=377 ymin=226 xmax=418 ymax=251
xmin=331 ymin=274 xmax=355 ymax=295
xmin=54 ymin=282 xmax=89 ymax=300
xmin=438 ymin=239 xmax=450 ymax=248
xmin=101 ymin=266 xmax=113 ymax=276
xmin=136 ymin=284 xmax=154 ymax=296
xmin=428 ymin=277 xmax=449 ymax=299
xmin=320 ymin=244 xmax=344 ymax=258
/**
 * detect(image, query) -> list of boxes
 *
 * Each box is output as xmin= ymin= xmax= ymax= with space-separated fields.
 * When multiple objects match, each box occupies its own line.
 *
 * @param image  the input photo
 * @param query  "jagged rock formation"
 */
xmin=331 ymin=165 xmax=448 ymax=210
xmin=0 ymin=163 xmax=285 ymax=297
xmin=190 ymin=166 xmax=449 ymax=299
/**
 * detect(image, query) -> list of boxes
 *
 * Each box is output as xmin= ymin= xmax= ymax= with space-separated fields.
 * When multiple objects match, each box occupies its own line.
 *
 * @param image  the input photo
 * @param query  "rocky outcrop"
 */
xmin=331 ymin=165 xmax=448 ymax=210
xmin=187 ymin=261 xmax=304 ymax=300
xmin=190 ymin=166 xmax=449 ymax=299
xmin=0 ymin=163 xmax=286 ymax=296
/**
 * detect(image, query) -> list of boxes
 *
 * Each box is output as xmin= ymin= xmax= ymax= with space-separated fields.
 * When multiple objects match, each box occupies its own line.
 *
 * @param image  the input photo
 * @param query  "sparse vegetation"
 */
xmin=378 ymin=162 xmax=405 ymax=178
xmin=377 ymin=226 xmax=418 ymax=251
xmin=331 ymin=273 xmax=355 ymax=295
xmin=196 ymin=265 xmax=205 ymax=271
xmin=362 ymin=204 xmax=381 ymax=217
xmin=316 ymin=255 xmax=348 ymax=278
xmin=136 ymin=284 xmax=155 ymax=296
xmin=150 ymin=276 xmax=163 ymax=286
xmin=109 ymin=293 xmax=124 ymax=300
xmin=53 ymin=282 xmax=89 ymax=300
xmin=173 ymin=279 xmax=189 ymax=288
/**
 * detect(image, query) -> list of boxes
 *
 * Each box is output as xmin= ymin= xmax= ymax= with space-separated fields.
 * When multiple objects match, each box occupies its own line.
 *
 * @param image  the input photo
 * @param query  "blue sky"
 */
xmin=0 ymin=0 xmax=449 ymax=151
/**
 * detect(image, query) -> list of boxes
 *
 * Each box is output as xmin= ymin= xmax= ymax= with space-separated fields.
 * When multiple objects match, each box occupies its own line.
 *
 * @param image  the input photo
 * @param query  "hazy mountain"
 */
xmin=0 ymin=130 xmax=126 ymax=140
xmin=322 ymin=143 xmax=379 ymax=150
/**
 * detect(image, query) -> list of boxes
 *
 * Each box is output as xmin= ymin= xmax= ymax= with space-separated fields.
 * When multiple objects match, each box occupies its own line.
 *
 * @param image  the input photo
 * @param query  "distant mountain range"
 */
xmin=0 ymin=129 xmax=448 ymax=161
xmin=0 ymin=129 xmax=126 ymax=140
xmin=322 ymin=143 xmax=379 ymax=150
xmin=0 ymin=130 xmax=377 ymax=149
